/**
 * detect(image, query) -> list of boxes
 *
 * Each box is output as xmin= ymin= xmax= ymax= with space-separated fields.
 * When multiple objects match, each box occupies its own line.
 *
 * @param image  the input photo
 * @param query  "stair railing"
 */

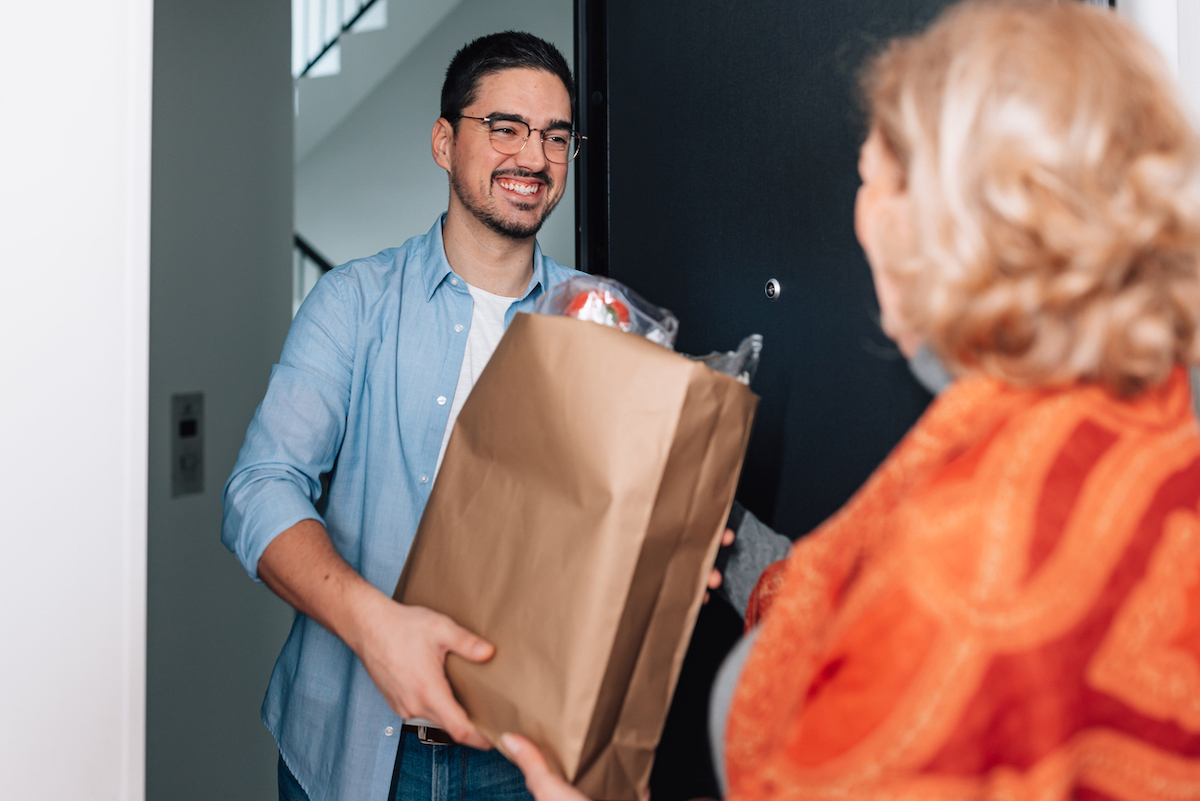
xmin=294 ymin=0 xmax=383 ymax=78
xmin=294 ymin=232 xmax=336 ymax=314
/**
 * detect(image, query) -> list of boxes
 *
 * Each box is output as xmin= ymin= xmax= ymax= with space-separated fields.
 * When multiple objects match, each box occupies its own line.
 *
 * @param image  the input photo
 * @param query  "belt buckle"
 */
xmin=416 ymin=725 xmax=439 ymax=746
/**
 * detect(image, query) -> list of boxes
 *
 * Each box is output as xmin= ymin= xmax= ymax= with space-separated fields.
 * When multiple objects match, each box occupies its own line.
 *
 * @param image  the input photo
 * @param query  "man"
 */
xmin=222 ymin=32 xmax=582 ymax=801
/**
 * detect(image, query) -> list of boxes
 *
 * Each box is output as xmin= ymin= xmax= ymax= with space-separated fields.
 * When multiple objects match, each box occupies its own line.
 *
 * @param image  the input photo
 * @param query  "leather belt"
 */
xmin=401 ymin=724 xmax=456 ymax=745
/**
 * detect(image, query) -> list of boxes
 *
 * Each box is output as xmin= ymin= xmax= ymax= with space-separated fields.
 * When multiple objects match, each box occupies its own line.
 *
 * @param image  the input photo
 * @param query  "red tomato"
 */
xmin=564 ymin=289 xmax=631 ymax=330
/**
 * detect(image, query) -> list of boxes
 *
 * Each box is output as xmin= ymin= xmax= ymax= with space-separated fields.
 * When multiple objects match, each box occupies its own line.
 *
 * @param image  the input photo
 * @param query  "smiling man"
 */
xmin=222 ymin=32 xmax=582 ymax=801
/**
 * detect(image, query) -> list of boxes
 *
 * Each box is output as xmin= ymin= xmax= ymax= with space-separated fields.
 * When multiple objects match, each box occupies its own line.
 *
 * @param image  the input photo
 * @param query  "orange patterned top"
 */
xmin=725 ymin=367 xmax=1200 ymax=801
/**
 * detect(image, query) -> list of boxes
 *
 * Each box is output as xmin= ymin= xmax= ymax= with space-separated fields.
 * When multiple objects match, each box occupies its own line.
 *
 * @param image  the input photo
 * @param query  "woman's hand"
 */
xmin=502 ymin=734 xmax=654 ymax=801
xmin=502 ymin=734 xmax=592 ymax=801
xmin=705 ymin=527 xmax=736 ymax=603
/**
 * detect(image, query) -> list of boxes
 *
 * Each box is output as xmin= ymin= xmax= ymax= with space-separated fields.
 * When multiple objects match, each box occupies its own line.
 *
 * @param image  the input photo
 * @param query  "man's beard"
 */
xmin=451 ymin=168 xmax=557 ymax=240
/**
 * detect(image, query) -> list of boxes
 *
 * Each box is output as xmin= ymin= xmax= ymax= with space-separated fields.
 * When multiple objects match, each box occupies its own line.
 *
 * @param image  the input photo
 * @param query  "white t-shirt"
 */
xmin=434 ymin=282 xmax=515 ymax=479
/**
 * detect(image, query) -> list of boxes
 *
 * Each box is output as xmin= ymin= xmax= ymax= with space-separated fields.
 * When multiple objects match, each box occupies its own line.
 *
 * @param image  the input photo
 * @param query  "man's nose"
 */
xmin=514 ymin=133 xmax=548 ymax=172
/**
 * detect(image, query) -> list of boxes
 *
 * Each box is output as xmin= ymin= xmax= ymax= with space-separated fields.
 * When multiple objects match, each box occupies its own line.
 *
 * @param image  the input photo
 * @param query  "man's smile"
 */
xmin=494 ymin=174 xmax=546 ymax=198
xmin=489 ymin=167 xmax=549 ymax=200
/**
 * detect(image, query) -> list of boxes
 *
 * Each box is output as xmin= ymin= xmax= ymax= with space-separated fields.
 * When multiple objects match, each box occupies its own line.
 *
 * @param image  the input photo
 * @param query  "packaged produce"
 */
xmin=535 ymin=276 xmax=680 ymax=349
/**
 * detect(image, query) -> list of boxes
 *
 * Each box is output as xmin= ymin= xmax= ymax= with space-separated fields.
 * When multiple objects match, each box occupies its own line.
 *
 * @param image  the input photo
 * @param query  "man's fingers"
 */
xmin=437 ymin=617 xmax=495 ymax=664
xmin=707 ymin=568 xmax=722 ymax=589
xmin=403 ymin=608 xmax=493 ymax=748
xmin=434 ymin=708 xmax=493 ymax=751
xmin=456 ymin=727 xmax=494 ymax=751
xmin=722 ymin=527 xmax=736 ymax=547
xmin=424 ymin=685 xmax=491 ymax=750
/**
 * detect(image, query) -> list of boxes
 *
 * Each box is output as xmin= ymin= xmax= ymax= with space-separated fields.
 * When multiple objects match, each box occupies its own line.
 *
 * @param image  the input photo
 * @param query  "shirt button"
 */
xmin=454 ymin=324 xmax=464 ymax=333
xmin=420 ymin=474 xmax=429 ymax=484
xmin=385 ymin=726 xmax=395 ymax=736
xmin=450 ymin=277 xmax=459 ymax=286
xmin=437 ymin=396 xmax=447 ymax=405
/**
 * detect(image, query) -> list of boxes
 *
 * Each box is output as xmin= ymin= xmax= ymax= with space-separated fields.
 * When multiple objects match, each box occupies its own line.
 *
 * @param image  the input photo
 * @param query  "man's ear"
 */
xmin=431 ymin=117 xmax=455 ymax=172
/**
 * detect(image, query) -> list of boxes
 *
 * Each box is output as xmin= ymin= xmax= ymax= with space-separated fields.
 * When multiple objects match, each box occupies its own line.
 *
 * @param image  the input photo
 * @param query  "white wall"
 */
xmin=1182 ymin=1 xmax=1200 ymax=116
xmin=1119 ymin=0 xmax=1200 ymax=113
xmin=1117 ymin=0 xmax=1200 ymax=409
xmin=0 ymin=0 xmax=152 ymax=798
xmin=147 ymin=1 xmax=297 ymax=799
xmin=296 ymin=0 xmax=577 ymax=269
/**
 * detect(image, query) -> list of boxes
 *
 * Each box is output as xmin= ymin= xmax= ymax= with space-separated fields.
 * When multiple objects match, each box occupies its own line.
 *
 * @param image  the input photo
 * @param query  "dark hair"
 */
xmin=441 ymin=31 xmax=576 ymax=127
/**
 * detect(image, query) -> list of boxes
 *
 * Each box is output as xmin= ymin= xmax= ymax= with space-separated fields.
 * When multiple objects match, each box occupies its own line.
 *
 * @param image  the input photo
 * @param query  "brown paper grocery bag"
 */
xmin=394 ymin=312 xmax=758 ymax=801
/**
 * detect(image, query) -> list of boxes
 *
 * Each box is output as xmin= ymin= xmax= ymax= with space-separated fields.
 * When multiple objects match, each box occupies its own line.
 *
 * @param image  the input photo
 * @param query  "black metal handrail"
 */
xmin=294 ymin=232 xmax=335 ymax=273
xmin=298 ymin=0 xmax=382 ymax=78
xmin=293 ymin=232 xmax=336 ymax=314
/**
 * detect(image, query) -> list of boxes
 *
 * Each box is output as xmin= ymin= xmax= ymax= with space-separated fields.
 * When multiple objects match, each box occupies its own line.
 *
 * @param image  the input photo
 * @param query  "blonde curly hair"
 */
xmin=863 ymin=0 xmax=1200 ymax=396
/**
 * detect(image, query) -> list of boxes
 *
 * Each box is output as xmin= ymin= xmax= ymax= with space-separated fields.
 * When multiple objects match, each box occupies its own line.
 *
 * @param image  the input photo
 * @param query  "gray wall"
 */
xmin=148 ymin=0 xmax=296 ymax=798
xmin=296 ymin=0 xmax=577 ymax=268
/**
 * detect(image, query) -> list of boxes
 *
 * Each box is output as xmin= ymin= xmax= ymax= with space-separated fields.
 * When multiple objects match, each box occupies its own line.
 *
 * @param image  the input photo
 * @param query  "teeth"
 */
xmin=498 ymin=179 xmax=539 ymax=196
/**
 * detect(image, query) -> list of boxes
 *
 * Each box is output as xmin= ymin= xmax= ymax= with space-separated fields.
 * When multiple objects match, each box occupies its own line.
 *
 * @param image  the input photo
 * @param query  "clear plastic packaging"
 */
xmin=536 ymin=277 xmax=762 ymax=384
xmin=535 ymin=276 xmax=680 ymax=349
xmin=689 ymin=334 xmax=763 ymax=385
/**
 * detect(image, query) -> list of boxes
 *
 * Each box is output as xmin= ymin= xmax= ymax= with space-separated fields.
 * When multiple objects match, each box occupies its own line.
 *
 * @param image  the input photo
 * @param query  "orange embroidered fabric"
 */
xmin=745 ymin=560 xmax=788 ymax=631
xmin=725 ymin=368 xmax=1200 ymax=801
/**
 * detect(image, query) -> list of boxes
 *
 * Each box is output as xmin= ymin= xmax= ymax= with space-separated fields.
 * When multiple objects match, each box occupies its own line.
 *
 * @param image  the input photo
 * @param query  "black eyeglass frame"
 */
xmin=458 ymin=115 xmax=587 ymax=164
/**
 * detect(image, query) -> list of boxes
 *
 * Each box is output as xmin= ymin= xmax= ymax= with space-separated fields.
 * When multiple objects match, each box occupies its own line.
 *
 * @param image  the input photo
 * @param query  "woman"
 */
xmin=506 ymin=1 xmax=1200 ymax=798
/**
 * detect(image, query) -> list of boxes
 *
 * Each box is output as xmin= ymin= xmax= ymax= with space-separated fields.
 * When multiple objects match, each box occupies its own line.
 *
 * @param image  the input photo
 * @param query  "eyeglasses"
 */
xmin=459 ymin=115 xmax=586 ymax=164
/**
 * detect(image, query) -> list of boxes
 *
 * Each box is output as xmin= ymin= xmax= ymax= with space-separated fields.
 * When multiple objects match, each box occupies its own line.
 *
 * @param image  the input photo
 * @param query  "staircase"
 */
xmin=292 ymin=0 xmax=466 ymax=162
xmin=293 ymin=0 xmax=388 ymax=79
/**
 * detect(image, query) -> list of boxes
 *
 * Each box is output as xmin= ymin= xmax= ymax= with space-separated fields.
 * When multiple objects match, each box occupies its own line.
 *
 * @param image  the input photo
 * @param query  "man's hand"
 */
xmin=704 ymin=527 xmax=736 ymax=604
xmin=258 ymin=520 xmax=494 ymax=750
xmin=353 ymin=596 xmax=494 ymax=749
xmin=502 ymin=733 xmax=593 ymax=801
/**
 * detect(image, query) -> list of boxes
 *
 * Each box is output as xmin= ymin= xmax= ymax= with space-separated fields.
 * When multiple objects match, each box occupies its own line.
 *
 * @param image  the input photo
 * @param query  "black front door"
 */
xmin=577 ymin=1 xmax=953 ymax=797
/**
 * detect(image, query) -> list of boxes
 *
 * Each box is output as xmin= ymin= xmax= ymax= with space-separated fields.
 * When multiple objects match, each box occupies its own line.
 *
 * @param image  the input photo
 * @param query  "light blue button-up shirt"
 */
xmin=222 ymin=216 xmax=580 ymax=801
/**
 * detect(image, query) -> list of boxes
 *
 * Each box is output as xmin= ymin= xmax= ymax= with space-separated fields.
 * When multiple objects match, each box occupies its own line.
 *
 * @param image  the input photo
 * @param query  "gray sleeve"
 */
xmin=908 ymin=342 xmax=955 ymax=396
xmin=716 ymin=503 xmax=792 ymax=618
xmin=708 ymin=628 xmax=760 ymax=797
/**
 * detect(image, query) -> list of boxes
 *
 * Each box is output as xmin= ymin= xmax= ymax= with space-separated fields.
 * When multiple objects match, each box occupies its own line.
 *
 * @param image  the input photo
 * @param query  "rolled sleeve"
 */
xmin=222 ymin=273 xmax=355 ymax=580
xmin=718 ymin=502 xmax=793 ymax=617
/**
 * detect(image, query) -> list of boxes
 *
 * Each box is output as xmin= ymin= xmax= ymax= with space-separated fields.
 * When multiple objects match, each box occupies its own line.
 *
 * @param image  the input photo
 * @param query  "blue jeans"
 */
xmin=278 ymin=732 xmax=533 ymax=801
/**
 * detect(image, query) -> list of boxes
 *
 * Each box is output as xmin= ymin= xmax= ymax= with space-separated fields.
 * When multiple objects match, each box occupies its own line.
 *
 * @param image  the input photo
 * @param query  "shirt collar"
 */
xmin=420 ymin=213 xmax=548 ymax=303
